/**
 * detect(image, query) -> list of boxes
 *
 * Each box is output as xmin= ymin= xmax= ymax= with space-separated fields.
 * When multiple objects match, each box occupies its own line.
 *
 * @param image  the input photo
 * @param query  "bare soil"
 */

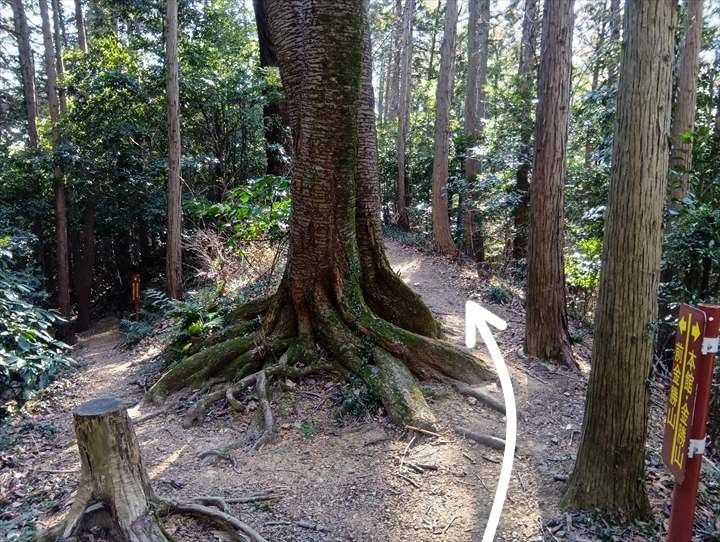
xmin=1 ymin=239 xmax=718 ymax=541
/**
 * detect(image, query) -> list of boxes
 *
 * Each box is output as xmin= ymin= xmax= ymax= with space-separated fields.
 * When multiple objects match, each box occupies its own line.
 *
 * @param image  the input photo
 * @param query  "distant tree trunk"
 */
xmin=511 ymin=0 xmax=538 ymax=261
xmin=585 ymin=2 xmax=608 ymax=168
xmin=462 ymin=0 xmax=490 ymax=261
xmin=72 ymin=2 xmax=95 ymax=332
xmin=395 ymin=0 xmax=415 ymax=231
xmin=40 ymin=0 xmax=72 ymax=341
xmin=165 ymin=0 xmax=183 ymax=300
xmin=51 ymin=0 xmax=68 ymax=114
xmin=11 ymin=0 xmax=39 ymax=149
xmin=386 ymin=0 xmax=403 ymax=124
xmin=252 ymin=0 xmax=288 ymax=176
xmin=75 ymin=0 xmax=88 ymax=52
xmin=377 ymin=48 xmax=387 ymax=124
xmin=669 ymin=0 xmax=704 ymax=203
xmin=431 ymin=0 xmax=459 ymax=257
xmin=525 ymin=0 xmax=575 ymax=365
xmin=607 ymin=0 xmax=622 ymax=87
xmin=427 ymin=0 xmax=442 ymax=79
xmin=564 ymin=0 xmax=677 ymax=519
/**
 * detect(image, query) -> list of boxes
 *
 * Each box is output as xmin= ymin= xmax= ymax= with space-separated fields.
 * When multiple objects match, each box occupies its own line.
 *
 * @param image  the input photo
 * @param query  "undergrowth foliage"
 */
xmin=0 ymin=232 xmax=71 ymax=407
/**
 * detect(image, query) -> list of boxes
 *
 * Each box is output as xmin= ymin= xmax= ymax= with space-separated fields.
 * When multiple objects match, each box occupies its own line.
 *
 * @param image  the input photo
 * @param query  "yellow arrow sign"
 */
xmin=679 ymin=316 xmax=688 ymax=333
xmin=691 ymin=322 xmax=701 ymax=342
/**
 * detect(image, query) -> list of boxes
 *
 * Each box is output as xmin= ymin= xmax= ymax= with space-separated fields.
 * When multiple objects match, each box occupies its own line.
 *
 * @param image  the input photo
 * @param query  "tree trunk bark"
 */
xmin=462 ymin=0 xmax=490 ymax=260
xmin=395 ymin=0 xmax=415 ymax=231
xmin=51 ymin=0 xmax=68 ymax=114
xmin=525 ymin=0 xmax=575 ymax=365
xmin=50 ymin=398 xmax=169 ymax=541
xmin=431 ymin=0 xmax=459 ymax=257
xmin=40 ymin=0 xmax=72 ymax=342
xmin=565 ymin=0 xmax=677 ymax=519
xmin=11 ymin=0 xmax=40 ymax=149
xmin=75 ymin=0 xmax=88 ymax=52
xmin=511 ymin=0 xmax=538 ymax=262
xmin=148 ymin=0 xmax=491 ymax=431
xmin=426 ymin=0 xmax=442 ymax=79
xmin=669 ymin=0 xmax=704 ymax=204
xmin=165 ymin=0 xmax=183 ymax=300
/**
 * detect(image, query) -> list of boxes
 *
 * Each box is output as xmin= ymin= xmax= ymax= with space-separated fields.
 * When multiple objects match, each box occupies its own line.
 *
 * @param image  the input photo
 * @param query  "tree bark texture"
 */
xmin=669 ymin=0 xmax=704 ymax=203
xmin=40 ymin=0 xmax=72 ymax=340
xmin=565 ymin=0 xmax=677 ymax=519
xmin=395 ymin=0 xmax=415 ymax=231
xmin=525 ymin=0 xmax=575 ymax=365
xmin=51 ymin=398 xmax=169 ymax=541
xmin=165 ymin=0 xmax=183 ymax=300
xmin=431 ymin=0 xmax=459 ymax=257
xmin=148 ymin=0 xmax=491 ymax=430
xmin=11 ymin=0 xmax=40 ymax=149
xmin=511 ymin=0 xmax=538 ymax=261
xmin=462 ymin=0 xmax=490 ymax=261
xmin=51 ymin=0 xmax=68 ymax=114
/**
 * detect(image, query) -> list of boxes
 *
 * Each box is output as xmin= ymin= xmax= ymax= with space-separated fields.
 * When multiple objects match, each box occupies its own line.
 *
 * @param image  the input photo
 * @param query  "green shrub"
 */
xmin=0 ymin=232 xmax=72 ymax=405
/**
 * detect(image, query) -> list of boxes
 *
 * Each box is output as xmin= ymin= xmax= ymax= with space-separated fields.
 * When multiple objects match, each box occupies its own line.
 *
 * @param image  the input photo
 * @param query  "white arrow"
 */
xmin=465 ymin=300 xmax=514 ymax=542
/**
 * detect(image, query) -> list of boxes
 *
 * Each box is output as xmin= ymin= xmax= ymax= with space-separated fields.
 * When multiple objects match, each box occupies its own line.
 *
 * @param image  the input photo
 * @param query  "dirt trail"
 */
xmin=1 ymin=240 xmax=670 ymax=542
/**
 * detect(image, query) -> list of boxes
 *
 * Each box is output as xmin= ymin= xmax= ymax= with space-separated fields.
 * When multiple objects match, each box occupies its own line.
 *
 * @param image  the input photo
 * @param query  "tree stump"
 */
xmin=51 ymin=397 xmax=169 ymax=542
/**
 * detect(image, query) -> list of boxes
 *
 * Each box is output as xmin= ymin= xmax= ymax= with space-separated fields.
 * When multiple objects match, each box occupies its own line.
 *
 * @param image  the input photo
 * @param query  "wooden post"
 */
xmin=53 ymin=397 xmax=169 ymax=542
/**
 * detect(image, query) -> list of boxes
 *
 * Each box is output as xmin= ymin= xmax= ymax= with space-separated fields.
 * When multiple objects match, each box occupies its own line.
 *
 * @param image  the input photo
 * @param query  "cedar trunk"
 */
xmin=39 ymin=0 xmax=72 ymax=341
xmin=431 ymin=0 xmax=459 ymax=257
xmin=525 ymin=0 xmax=574 ymax=365
xmin=75 ymin=0 xmax=88 ymax=52
xmin=11 ymin=0 xmax=39 ymax=149
xmin=395 ymin=0 xmax=415 ymax=231
xmin=165 ymin=0 xmax=183 ymax=299
xmin=511 ymin=0 xmax=538 ymax=261
xmin=148 ymin=0 xmax=491 ymax=430
xmin=51 ymin=0 xmax=68 ymax=114
xmin=462 ymin=0 xmax=490 ymax=262
xmin=564 ymin=0 xmax=677 ymax=518
xmin=669 ymin=0 xmax=704 ymax=203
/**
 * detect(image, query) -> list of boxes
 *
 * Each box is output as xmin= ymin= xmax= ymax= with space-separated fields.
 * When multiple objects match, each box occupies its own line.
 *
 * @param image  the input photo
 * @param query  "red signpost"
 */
xmin=663 ymin=304 xmax=720 ymax=542
xmin=131 ymin=273 xmax=141 ymax=321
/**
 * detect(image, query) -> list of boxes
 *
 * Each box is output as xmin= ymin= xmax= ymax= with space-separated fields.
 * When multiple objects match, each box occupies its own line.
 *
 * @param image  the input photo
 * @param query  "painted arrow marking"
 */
xmin=465 ymin=300 xmax=514 ymax=542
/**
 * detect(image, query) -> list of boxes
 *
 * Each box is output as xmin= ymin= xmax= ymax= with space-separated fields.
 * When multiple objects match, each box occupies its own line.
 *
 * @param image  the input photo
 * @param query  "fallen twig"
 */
xmin=406 ymin=425 xmax=442 ymax=438
xmin=395 ymin=472 xmax=421 ymax=489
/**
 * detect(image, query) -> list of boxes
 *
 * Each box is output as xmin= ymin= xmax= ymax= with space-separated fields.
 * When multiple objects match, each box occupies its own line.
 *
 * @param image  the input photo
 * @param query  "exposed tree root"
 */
xmin=159 ymin=500 xmax=268 ymax=542
xmin=450 ymin=380 xmax=507 ymax=415
xmin=456 ymin=426 xmax=506 ymax=451
xmin=147 ymin=277 xmax=493 ymax=439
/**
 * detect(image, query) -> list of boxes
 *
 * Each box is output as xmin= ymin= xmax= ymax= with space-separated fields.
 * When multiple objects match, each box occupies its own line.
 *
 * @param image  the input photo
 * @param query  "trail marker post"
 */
xmin=664 ymin=303 xmax=720 ymax=542
xmin=131 ymin=273 xmax=141 ymax=321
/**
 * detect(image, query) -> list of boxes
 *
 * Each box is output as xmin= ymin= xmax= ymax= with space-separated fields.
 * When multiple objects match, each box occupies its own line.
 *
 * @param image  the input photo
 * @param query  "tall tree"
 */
xmin=39 ymin=0 xmax=72 ymax=340
xmin=607 ymin=0 xmax=622 ymax=87
xmin=395 ymin=0 xmax=415 ymax=231
xmin=149 ymin=0 xmax=490 ymax=430
xmin=73 ymin=0 xmax=95 ymax=332
xmin=669 ymin=0 xmax=704 ymax=203
xmin=431 ymin=0 xmax=459 ymax=257
xmin=511 ymin=0 xmax=538 ymax=260
xmin=75 ymin=0 xmax=88 ymax=52
xmin=51 ymin=0 xmax=68 ymax=113
xmin=165 ymin=0 xmax=183 ymax=299
xmin=462 ymin=0 xmax=490 ymax=261
xmin=564 ymin=0 xmax=677 ymax=518
xmin=11 ymin=0 xmax=39 ymax=148
xmin=525 ymin=0 xmax=575 ymax=365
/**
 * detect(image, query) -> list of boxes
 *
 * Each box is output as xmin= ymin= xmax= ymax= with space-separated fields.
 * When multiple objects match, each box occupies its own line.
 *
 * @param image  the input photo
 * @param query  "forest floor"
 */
xmin=1 ymin=239 xmax=719 ymax=541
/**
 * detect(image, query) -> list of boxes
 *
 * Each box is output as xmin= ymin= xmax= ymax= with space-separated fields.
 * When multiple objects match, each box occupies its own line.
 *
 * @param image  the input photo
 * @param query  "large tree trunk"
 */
xmin=462 ymin=0 xmax=490 ymax=261
xmin=525 ymin=0 xmax=574 ymax=366
xmin=669 ymin=0 xmax=704 ymax=204
xmin=40 ymin=0 xmax=72 ymax=342
xmin=148 ymin=0 xmax=491 ymax=432
xmin=165 ymin=0 xmax=183 ymax=300
xmin=511 ymin=0 xmax=538 ymax=262
xmin=430 ymin=0 xmax=459 ymax=257
xmin=11 ymin=0 xmax=40 ymax=149
xmin=395 ymin=0 xmax=415 ymax=231
xmin=564 ymin=0 xmax=677 ymax=519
